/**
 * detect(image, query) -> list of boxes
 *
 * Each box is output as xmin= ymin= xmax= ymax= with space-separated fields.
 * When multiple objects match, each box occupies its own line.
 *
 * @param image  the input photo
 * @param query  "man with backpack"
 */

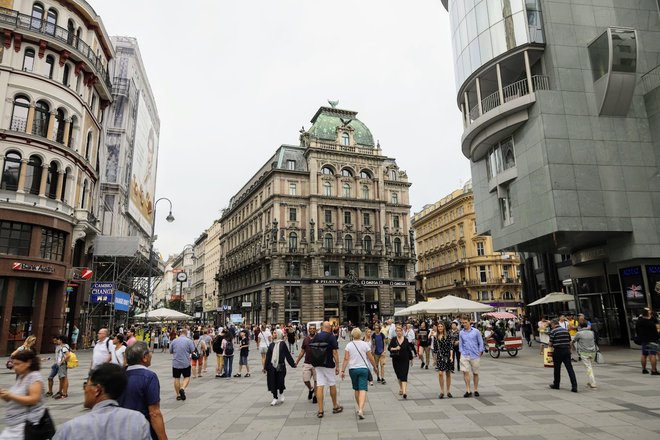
xmin=294 ymin=323 xmax=318 ymax=403
xmin=310 ymin=321 xmax=342 ymax=418
xmin=213 ymin=330 xmax=225 ymax=378
xmin=47 ymin=335 xmax=71 ymax=399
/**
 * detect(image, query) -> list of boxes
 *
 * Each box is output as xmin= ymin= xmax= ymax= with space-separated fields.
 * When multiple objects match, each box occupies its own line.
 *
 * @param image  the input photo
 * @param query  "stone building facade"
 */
xmin=217 ymin=105 xmax=416 ymax=325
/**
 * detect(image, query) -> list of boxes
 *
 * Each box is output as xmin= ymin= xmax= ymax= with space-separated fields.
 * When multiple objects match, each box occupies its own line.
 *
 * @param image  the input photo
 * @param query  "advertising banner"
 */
xmin=91 ymin=282 xmax=115 ymax=303
xmin=128 ymin=93 xmax=159 ymax=233
xmin=114 ymin=291 xmax=131 ymax=312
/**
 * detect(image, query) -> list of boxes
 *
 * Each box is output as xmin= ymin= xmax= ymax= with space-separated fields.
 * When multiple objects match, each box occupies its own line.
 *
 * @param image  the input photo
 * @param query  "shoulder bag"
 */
xmin=24 ymin=407 xmax=56 ymax=440
xmin=594 ymin=344 xmax=604 ymax=364
xmin=352 ymin=342 xmax=373 ymax=382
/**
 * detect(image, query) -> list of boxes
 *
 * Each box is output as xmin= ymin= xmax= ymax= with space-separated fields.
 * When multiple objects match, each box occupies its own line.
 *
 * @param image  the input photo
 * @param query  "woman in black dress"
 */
xmin=388 ymin=325 xmax=411 ymax=399
xmin=263 ymin=329 xmax=296 ymax=406
xmin=433 ymin=321 xmax=454 ymax=398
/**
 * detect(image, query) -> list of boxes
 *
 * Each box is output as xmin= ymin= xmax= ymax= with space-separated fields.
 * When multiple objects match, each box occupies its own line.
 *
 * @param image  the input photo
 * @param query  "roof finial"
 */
xmin=327 ymin=99 xmax=339 ymax=108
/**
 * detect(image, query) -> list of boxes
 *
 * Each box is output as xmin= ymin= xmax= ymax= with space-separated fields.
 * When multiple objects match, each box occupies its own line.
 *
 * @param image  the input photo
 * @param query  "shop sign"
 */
xmin=313 ymin=279 xmax=343 ymax=284
xmin=389 ymin=281 xmax=414 ymax=286
xmin=12 ymin=262 xmax=55 ymax=273
xmin=114 ymin=291 xmax=131 ymax=312
xmin=90 ymin=282 xmax=115 ymax=303
xmin=242 ymin=302 xmax=252 ymax=308
xmin=360 ymin=280 xmax=383 ymax=286
xmin=571 ymin=247 xmax=607 ymax=265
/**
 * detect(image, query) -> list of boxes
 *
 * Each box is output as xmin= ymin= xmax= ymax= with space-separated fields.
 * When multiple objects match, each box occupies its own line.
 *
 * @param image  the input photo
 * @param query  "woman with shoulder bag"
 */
xmin=264 ymin=330 xmax=296 ymax=406
xmin=0 ymin=349 xmax=54 ymax=440
xmin=572 ymin=322 xmax=599 ymax=388
xmin=341 ymin=328 xmax=378 ymax=419
xmin=388 ymin=325 xmax=412 ymax=399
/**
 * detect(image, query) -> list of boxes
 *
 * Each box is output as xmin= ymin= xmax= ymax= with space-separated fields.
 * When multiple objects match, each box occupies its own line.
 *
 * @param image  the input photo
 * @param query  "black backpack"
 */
xmin=191 ymin=340 xmax=201 ymax=360
xmin=224 ymin=340 xmax=234 ymax=356
xmin=309 ymin=335 xmax=329 ymax=367
xmin=212 ymin=336 xmax=223 ymax=354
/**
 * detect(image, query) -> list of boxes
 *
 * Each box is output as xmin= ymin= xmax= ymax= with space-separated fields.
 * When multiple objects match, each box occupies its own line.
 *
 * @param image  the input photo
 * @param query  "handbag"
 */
xmin=6 ymin=359 xmax=13 ymax=370
xmin=595 ymin=349 xmax=604 ymax=364
xmin=352 ymin=342 xmax=373 ymax=382
xmin=24 ymin=408 xmax=56 ymax=440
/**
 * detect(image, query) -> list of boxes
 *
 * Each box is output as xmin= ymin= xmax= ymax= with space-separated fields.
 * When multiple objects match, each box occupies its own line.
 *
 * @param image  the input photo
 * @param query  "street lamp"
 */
xmin=146 ymin=198 xmax=175 ymax=324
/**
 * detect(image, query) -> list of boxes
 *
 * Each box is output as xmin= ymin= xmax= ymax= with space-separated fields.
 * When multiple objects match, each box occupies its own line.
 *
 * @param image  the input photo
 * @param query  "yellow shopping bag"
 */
xmin=543 ymin=346 xmax=554 ymax=368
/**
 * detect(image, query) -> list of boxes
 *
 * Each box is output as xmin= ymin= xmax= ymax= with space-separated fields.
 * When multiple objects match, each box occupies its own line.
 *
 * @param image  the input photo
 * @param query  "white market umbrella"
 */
xmin=134 ymin=307 xmax=192 ymax=321
xmin=415 ymin=295 xmax=494 ymax=314
xmin=393 ymin=302 xmax=427 ymax=316
xmin=527 ymin=292 xmax=575 ymax=306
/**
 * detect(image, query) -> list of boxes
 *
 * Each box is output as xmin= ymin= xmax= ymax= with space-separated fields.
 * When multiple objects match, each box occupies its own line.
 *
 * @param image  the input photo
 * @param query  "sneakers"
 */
xmin=588 ymin=383 xmax=598 ymax=388
xmin=420 ymin=362 xmax=425 ymax=369
xmin=179 ymin=389 xmax=186 ymax=401
xmin=642 ymin=369 xmax=649 ymax=374
xmin=270 ymin=398 xmax=278 ymax=406
xmin=233 ymin=374 xmax=241 ymax=378
xmin=54 ymin=393 xmax=67 ymax=400
xmin=52 ymin=392 xmax=62 ymax=399
xmin=45 ymin=392 xmax=53 ymax=397
xmin=549 ymin=384 xmax=560 ymax=390
xmin=651 ymin=371 xmax=660 ymax=376
xmin=308 ymin=389 xmax=314 ymax=400
xmin=278 ymin=395 xmax=285 ymax=404
xmin=463 ymin=392 xmax=472 ymax=398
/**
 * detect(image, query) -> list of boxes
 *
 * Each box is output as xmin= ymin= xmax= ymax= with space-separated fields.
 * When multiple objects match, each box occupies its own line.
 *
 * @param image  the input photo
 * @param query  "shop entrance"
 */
xmin=578 ymin=292 xmax=623 ymax=345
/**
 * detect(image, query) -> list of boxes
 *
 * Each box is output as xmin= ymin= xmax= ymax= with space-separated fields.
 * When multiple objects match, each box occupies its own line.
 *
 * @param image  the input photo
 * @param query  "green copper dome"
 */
xmin=308 ymin=107 xmax=375 ymax=147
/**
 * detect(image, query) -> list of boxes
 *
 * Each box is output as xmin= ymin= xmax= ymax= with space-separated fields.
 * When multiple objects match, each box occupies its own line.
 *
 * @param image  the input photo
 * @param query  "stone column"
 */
xmin=31 ymin=281 xmax=49 ymax=354
xmin=62 ymin=119 xmax=71 ymax=145
xmin=496 ymin=63 xmax=505 ymax=105
xmin=0 ymin=278 xmax=16 ymax=356
xmin=25 ymin=104 xmax=36 ymax=134
xmin=55 ymin=171 xmax=64 ymax=201
xmin=476 ymin=77 xmax=483 ymax=116
xmin=46 ymin=111 xmax=56 ymax=140
xmin=524 ymin=50 xmax=534 ymax=93
xmin=38 ymin=164 xmax=49 ymax=196
xmin=16 ymin=159 xmax=28 ymax=193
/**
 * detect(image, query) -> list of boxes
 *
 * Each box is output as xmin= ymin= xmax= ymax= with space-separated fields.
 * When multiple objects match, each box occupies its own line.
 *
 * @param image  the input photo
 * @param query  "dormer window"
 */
xmin=287 ymin=160 xmax=296 ymax=170
xmin=390 ymin=170 xmax=397 ymax=181
xmin=341 ymin=132 xmax=350 ymax=146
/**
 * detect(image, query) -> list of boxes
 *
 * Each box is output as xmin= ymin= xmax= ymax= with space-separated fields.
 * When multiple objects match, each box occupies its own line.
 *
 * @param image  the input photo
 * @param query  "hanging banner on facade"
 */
xmin=127 ymin=92 xmax=159 ymax=234
xmin=90 ymin=282 xmax=115 ymax=303
xmin=114 ymin=291 xmax=131 ymax=312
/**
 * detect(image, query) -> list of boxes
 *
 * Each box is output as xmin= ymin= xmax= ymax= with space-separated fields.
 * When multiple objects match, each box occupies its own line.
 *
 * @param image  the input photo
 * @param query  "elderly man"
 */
xmin=54 ymin=363 xmax=150 ymax=439
xmin=170 ymin=328 xmax=195 ymax=401
xmin=118 ymin=342 xmax=168 ymax=440
xmin=548 ymin=319 xmax=578 ymax=392
xmin=86 ymin=328 xmax=114 ymax=388
xmin=312 ymin=321 xmax=342 ymax=417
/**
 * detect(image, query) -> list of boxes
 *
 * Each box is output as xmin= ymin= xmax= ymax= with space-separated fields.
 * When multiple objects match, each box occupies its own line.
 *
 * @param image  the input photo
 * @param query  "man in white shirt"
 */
xmin=89 ymin=328 xmax=115 ymax=378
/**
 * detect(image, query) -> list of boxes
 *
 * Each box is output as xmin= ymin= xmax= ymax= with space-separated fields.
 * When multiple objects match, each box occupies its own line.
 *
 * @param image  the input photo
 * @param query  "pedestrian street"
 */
xmin=1 ymin=340 xmax=659 ymax=440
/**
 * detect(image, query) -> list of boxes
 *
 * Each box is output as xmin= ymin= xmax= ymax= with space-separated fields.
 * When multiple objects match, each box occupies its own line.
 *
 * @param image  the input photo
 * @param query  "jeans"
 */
xmin=224 ymin=356 xmax=233 ymax=377
xmin=552 ymin=347 xmax=578 ymax=390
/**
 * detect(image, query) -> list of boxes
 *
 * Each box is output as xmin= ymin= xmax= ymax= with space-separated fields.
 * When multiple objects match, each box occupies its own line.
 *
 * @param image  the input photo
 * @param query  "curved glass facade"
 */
xmin=448 ymin=0 xmax=545 ymax=89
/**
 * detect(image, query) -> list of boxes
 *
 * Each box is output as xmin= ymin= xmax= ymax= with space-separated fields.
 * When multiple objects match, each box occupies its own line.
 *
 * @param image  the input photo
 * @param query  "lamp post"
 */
xmin=146 ymin=198 xmax=174 ymax=325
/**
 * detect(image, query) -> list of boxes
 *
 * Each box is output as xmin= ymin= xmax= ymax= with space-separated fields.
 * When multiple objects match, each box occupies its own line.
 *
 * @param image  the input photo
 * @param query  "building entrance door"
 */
xmin=344 ymin=303 xmax=362 ymax=326
xmin=578 ymin=292 xmax=622 ymax=345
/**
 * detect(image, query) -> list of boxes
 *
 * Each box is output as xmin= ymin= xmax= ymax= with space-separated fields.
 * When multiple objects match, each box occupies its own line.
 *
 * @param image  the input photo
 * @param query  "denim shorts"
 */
xmin=641 ymin=342 xmax=658 ymax=356
xmin=239 ymin=355 xmax=248 ymax=365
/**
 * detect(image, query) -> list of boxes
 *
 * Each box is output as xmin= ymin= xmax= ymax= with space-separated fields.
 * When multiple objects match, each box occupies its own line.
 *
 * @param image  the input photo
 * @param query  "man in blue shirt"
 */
xmin=169 ymin=328 xmax=195 ymax=401
xmin=118 ymin=342 xmax=167 ymax=440
xmin=459 ymin=318 xmax=484 ymax=398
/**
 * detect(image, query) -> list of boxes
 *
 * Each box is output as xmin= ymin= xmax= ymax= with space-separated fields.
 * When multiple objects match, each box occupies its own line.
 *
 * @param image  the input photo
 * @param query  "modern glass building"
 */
xmin=441 ymin=0 xmax=660 ymax=345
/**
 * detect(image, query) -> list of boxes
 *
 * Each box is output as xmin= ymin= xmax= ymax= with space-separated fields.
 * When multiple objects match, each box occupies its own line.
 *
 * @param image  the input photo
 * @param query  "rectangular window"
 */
xmin=344 ymin=262 xmax=359 ymax=277
xmin=391 ymin=264 xmax=406 ymax=279
xmin=393 ymin=215 xmax=400 ymax=229
xmin=500 ymin=187 xmax=514 ymax=226
xmin=285 ymin=262 xmax=301 ymax=277
xmin=458 ymin=223 xmax=464 ymax=237
xmin=289 ymin=182 xmax=297 ymax=195
xmin=323 ymin=262 xmax=339 ymax=277
xmin=286 ymin=160 xmax=296 ymax=170
xmin=363 ymin=212 xmax=370 ymax=226
xmin=289 ymin=208 xmax=297 ymax=222
xmin=324 ymin=210 xmax=332 ymax=224
xmin=479 ymin=265 xmax=487 ymax=283
xmin=40 ymin=228 xmax=65 ymax=261
xmin=393 ymin=287 xmax=406 ymax=304
xmin=344 ymin=211 xmax=351 ymax=225
xmin=477 ymin=242 xmax=485 ymax=256
xmin=0 ymin=221 xmax=32 ymax=256
xmin=391 ymin=192 xmax=398 ymax=204
xmin=324 ymin=286 xmax=339 ymax=306
xmin=364 ymin=263 xmax=378 ymax=278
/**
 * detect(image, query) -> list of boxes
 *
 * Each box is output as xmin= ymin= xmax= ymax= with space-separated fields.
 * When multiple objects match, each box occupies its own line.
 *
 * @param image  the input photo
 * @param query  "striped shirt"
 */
xmin=549 ymin=327 xmax=571 ymax=349
xmin=53 ymin=399 xmax=150 ymax=440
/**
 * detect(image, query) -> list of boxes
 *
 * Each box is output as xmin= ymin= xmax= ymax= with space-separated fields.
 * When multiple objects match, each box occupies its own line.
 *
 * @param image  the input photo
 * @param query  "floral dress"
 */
xmin=433 ymin=336 xmax=453 ymax=372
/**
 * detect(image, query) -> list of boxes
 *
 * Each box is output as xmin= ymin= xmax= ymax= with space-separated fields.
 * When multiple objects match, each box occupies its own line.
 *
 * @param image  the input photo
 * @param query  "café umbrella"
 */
xmin=526 ymin=292 xmax=575 ymax=306
xmin=133 ymin=307 xmax=192 ymax=321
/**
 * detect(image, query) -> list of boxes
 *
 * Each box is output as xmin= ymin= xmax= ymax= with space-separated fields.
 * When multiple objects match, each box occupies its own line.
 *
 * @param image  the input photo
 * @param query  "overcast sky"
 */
xmin=89 ymin=0 xmax=469 ymax=258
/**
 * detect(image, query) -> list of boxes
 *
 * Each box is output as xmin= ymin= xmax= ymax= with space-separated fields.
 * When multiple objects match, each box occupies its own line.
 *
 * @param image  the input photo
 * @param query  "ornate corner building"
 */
xmin=0 ymin=0 xmax=113 ymax=354
xmin=440 ymin=0 xmax=660 ymax=345
xmin=412 ymin=181 xmax=522 ymax=311
xmin=217 ymin=105 xmax=416 ymax=325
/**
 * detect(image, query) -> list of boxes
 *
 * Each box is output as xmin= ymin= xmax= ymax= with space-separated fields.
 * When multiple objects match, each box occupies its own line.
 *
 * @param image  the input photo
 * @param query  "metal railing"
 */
xmin=0 ymin=7 xmax=111 ymax=90
xmin=317 ymin=142 xmax=377 ymax=155
xmin=468 ymin=75 xmax=550 ymax=124
xmin=641 ymin=64 xmax=660 ymax=94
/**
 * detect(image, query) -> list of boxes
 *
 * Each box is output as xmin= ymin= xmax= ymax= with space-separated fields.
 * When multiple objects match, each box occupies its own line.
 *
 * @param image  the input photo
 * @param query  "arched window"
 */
xmin=45 ymin=161 xmax=58 ymax=199
xmin=22 ymin=48 xmax=35 ymax=72
xmin=85 ymin=132 xmax=93 ymax=159
xmin=362 ymin=185 xmax=369 ymax=199
xmin=393 ymin=238 xmax=402 ymax=256
xmin=323 ymin=181 xmax=332 ymax=197
xmin=321 ymin=166 xmax=334 ymax=175
xmin=360 ymin=169 xmax=372 ymax=179
xmin=342 ymin=183 xmax=350 ymax=197
xmin=341 ymin=168 xmax=353 ymax=177
xmin=344 ymin=235 xmax=353 ymax=252
xmin=10 ymin=95 xmax=30 ymax=132
xmin=33 ymin=100 xmax=49 ymax=137
xmin=61 ymin=167 xmax=70 ymax=202
xmin=68 ymin=116 xmax=76 ymax=147
xmin=390 ymin=169 xmax=397 ymax=181
xmin=80 ymin=179 xmax=88 ymax=209
xmin=341 ymin=132 xmax=349 ymax=146
xmin=25 ymin=155 xmax=42 ymax=195
xmin=45 ymin=8 xmax=57 ymax=35
xmin=502 ymin=291 xmax=514 ymax=300
xmin=1 ymin=151 xmax=22 ymax=191
xmin=31 ymin=3 xmax=44 ymax=30
xmin=363 ymin=235 xmax=372 ymax=253
xmin=62 ymin=63 xmax=71 ymax=86
xmin=54 ymin=109 xmax=65 ymax=143
xmin=288 ymin=232 xmax=298 ymax=252
xmin=323 ymin=233 xmax=333 ymax=251
xmin=44 ymin=55 xmax=55 ymax=79
xmin=66 ymin=19 xmax=75 ymax=44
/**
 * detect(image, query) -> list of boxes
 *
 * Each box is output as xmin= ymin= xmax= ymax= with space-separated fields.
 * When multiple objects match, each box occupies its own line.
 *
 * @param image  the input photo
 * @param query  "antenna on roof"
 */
xmin=328 ymin=99 xmax=339 ymax=108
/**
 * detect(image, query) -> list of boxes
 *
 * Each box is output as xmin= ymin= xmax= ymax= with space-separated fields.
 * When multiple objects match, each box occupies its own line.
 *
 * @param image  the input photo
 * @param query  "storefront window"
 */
xmin=9 ymin=279 xmax=37 ymax=351
xmin=324 ymin=287 xmax=339 ymax=307
xmin=0 ymin=221 xmax=32 ymax=256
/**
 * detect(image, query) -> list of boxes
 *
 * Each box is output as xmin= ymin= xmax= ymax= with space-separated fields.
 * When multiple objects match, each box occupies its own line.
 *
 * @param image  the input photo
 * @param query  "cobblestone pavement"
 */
xmin=2 ymin=340 xmax=659 ymax=439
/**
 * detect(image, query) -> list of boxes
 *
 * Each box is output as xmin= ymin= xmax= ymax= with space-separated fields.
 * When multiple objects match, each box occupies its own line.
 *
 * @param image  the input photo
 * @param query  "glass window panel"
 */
xmin=487 ymin=0 xmax=504 ymax=25
xmin=459 ymin=20 xmax=468 ymax=55
xmin=467 ymin=8 xmax=477 ymax=42
xmin=588 ymin=31 xmax=610 ymax=81
xmin=490 ymin=21 xmax=508 ymax=57
xmin=611 ymin=29 xmax=636 ymax=73
xmin=476 ymin=1 xmax=490 ymax=34
xmin=478 ymin=31 xmax=493 ymax=65
xmin=512 ymin=11 xmax=528 ymax=47
xmin=469 ymin=39 xmax=481 ymax=72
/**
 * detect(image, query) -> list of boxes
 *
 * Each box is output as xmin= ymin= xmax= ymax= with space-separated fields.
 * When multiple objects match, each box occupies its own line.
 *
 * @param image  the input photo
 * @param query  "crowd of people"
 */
xmin=1 ymin=308 xmax=658 ymax=439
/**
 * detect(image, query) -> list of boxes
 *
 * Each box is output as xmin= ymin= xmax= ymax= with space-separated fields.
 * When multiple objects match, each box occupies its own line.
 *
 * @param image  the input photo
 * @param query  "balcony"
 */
xmin=0 ymin=7 xmax=111 ymax=91
xmin=315 ymin=142 xmax=378 ymax=156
